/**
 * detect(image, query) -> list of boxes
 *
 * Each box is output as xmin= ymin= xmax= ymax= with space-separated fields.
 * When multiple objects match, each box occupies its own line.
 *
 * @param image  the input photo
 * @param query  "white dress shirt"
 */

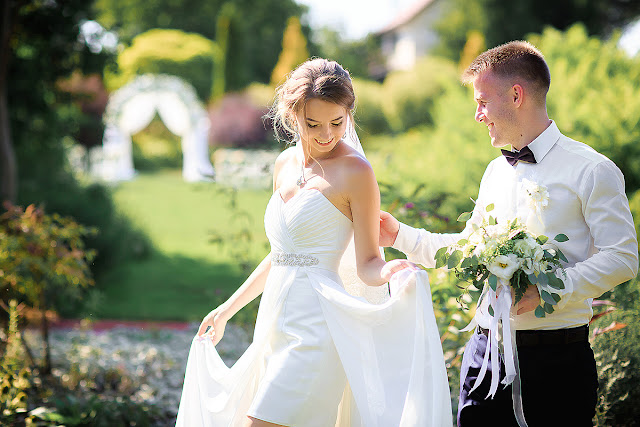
xmin=393 ymin=121 xmax=638 ymax=330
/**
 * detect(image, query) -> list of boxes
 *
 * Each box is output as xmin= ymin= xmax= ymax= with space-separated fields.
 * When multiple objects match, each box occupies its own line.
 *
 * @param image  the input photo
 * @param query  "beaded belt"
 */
xmin=271 ymin=252 xmax=319 ymax=267
xmin=478 ymin=325 xmax=589 ymax=347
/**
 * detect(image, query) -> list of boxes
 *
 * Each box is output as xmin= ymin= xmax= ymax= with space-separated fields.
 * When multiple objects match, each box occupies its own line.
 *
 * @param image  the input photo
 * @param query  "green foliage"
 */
xmin=382 ymin=57 xmax=459 ymax=133
xmin=531 ymin=24 xmax=640 ymax=193
xmin=0 ymin=203 xmax=96 ymax=307
xmin=95 ymin=0 xmax=308 ymax=90
xmin=434 ymin=0 xmax=640 ymax=60
xmin=592 ymin=308 xmax=640 ymax=426
xmin=352 ymin=78 xmax=391 ymax=136
xmin=0 ymin=301 xmax=31 ymax=425
xmin=106 ymin=29 xmax=219 ymax=101
xmin=271 ymin=17 xmax=310 ymax=86
xmin=314 ymin=29 xmax=384 ymax=79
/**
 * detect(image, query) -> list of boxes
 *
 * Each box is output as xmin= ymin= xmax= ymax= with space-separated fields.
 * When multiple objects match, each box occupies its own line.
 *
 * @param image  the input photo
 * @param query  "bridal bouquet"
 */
xmin=435 ymin=203 xmax=569 ymax=318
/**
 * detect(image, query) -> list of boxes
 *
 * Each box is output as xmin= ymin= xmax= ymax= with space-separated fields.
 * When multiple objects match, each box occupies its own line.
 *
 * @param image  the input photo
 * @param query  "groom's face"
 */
xmin=472 ymin=70 xmax=518 ymax=148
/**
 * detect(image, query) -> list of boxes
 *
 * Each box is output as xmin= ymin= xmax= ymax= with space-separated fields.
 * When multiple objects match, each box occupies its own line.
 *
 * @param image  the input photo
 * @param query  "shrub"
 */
xmin=381 ymin=56 xmax=459 ymax=133
xmin=208 ymin=93 xmax=274 ymax=149
xmin=592 ymin=308 xmax=640 ymax=426
xmin=106 ymin=29 xmax=220 ymax=102
xmin=530 ymin=24 xmax=640 ymax=193
xmin=352 ymin=78 xmax=391 ymax=137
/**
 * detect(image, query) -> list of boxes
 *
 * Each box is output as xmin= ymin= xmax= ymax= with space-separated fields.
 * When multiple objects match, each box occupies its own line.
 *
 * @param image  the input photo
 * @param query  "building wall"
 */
xmin=380 ymin=0 xmax=445 ymax=72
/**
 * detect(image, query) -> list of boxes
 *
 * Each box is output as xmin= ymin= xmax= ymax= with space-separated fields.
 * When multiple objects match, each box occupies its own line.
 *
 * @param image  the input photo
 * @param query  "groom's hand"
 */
xmin=379 ymin=211 xmax=400 ymax=247
xmin=515 ymin=285 xmax=540 ymax=315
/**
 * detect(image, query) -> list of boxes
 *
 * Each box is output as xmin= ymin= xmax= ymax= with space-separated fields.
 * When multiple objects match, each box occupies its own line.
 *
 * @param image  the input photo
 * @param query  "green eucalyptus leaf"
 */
xmin=536 ymin=235 xmax=549 ymax=245
xmin=488 ymin=304 xmax=495 ymax=317
xmin=461 ymin=257 xmax=474 ymax=268
xmin=486 ymin=203 xmax=495 ymax=212
xmin=547 ymin=273 xmax=565 ymax=290
xmin=488 ymin=274 xmax=498 ymax=291
xmin=540 ymin=290 xmax=556 ymax=305
xmin=458 ymin=212 xmax=472 ymax=222
xmin=553 ymin=234 xmax=569 ymax=242
xmin=527 ymin=273 xmax=538 ymax=284
xmin=544 ymin=302 xmax=555 ymax=314
xmin=557 ymin=249 xmax=568 ymax=263
xmin=537 ymin=272 xmax=549 ymax=286
xmin=534 ymin=306 xmax=546 ymax=318
xmin=551 ymin=292 xmax=561 ymax=303
xmin=447 ymin=250 xmax=463 ymax=269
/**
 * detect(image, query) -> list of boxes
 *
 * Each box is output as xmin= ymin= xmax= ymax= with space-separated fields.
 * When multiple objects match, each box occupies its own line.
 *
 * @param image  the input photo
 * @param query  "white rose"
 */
xmin=487 ymin=254 xmax=522 ymax=280
xmin=514 ymin=239 xmax=532 ymax=257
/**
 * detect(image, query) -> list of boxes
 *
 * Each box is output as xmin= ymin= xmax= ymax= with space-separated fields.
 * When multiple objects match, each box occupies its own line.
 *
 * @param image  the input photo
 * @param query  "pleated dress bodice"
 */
xmin=265 ymin=188 xmax=353 ymax=273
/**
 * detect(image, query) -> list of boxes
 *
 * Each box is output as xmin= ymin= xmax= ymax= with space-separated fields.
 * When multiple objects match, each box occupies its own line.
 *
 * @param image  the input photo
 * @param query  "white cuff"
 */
xmin=392 ymin=222 xmax=421 ymax=255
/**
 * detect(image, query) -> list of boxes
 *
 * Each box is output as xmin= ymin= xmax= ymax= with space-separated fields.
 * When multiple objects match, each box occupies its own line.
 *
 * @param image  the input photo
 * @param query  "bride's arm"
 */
xmin=347 ymin=156 xmax=416 ymax=286
xmin=198 ymin=254 xmax=272 ymax=344
xmin=198 ymin=149 xmax=292 ymax=343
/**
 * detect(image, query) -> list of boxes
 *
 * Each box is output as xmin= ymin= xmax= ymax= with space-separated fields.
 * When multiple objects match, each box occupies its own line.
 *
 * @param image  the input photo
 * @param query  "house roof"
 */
xmin=376 ymin=0 xmax=438 ymax=35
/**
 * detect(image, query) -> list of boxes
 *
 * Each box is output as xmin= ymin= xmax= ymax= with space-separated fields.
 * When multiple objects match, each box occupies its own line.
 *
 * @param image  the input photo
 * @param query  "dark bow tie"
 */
xmin=501 ymin=146 xmax=536 ymax=166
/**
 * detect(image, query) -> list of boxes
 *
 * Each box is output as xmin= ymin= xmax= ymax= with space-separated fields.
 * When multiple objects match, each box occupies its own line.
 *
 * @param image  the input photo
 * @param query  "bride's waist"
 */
xmin=270 ymin=251 xmax=341 ymax=272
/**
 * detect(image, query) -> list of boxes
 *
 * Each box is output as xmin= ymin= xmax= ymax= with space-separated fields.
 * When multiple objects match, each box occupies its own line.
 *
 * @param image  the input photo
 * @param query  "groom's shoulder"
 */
xmin=554 ymin=134 xmax=612 ymax=167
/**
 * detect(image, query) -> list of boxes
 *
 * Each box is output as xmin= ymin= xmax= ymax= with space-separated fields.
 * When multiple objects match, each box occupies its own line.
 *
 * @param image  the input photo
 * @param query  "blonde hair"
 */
xmin=269 ymin=58 xmax=356 ymax=143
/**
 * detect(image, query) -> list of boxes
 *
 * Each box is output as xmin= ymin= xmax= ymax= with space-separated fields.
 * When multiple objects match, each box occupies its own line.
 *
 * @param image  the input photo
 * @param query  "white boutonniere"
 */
xmin=522 ymin=178 xmax=549 ymax=212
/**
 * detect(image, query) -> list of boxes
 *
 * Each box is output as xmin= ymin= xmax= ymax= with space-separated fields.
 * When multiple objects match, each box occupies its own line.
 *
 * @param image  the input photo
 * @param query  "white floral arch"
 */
xmin=93 ymin=74 xmax=215 ymax=182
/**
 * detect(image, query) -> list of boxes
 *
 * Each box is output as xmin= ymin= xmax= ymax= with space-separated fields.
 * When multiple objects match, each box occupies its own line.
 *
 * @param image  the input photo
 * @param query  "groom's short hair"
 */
xmin=462 ymin=41 xmax=551 ymax=104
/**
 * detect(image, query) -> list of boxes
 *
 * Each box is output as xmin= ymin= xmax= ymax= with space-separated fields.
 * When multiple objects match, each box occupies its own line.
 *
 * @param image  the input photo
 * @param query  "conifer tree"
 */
xmin=270 ymin=17 xmax=309 ymax=86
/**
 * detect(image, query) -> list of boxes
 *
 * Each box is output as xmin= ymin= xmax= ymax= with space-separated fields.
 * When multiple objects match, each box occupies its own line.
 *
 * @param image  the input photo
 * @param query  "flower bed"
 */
xmin=22 ymin=322 xmax=251 ymax=424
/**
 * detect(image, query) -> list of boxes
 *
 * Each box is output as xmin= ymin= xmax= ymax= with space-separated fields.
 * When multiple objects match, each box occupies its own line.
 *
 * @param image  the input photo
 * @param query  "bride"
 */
xmin=176 ymin=58 xmax=451 ymax=426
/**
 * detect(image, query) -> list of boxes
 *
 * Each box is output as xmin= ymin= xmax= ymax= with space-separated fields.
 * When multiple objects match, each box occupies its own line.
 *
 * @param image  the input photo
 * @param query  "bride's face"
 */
xmin=296 ymin=98 xmax=347 ymax=157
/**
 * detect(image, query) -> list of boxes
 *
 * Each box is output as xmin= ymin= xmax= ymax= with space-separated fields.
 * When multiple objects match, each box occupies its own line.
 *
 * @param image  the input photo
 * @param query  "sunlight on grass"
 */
xmin=93 ymin=169 xmax=272 ymax=321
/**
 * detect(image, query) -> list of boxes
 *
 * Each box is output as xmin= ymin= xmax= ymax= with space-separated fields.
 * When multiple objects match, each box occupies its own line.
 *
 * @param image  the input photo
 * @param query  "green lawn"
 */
xmin=92 ymin=169 xmax=272 ymax=322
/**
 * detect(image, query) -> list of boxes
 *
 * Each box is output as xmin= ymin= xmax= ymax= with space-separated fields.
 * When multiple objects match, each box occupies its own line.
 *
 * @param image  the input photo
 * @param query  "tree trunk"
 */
xmin=0 ymin=1 xmax=18 ymax=204
xmin=40 ymin=290 xmax=51 ymax=375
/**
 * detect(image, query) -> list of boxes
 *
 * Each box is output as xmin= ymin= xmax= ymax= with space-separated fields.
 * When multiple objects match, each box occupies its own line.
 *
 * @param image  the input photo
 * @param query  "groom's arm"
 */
xmin=392 ymin=223 xmax=461 ymax=268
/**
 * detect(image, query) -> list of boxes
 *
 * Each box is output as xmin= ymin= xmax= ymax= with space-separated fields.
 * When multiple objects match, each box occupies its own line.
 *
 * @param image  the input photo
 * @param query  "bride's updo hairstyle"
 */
xmin=271 ymin=58 xmax=356 ymax=143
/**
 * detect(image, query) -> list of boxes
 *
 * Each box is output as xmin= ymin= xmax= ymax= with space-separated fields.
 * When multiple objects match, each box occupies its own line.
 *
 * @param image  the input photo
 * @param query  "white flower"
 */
xmin=487 ymin=254 xmax=521 ymax=280
xmin=522 ymin=258 xmax=536 ymax=275
xmin=522 ymin=179 xmax=549 ymax=211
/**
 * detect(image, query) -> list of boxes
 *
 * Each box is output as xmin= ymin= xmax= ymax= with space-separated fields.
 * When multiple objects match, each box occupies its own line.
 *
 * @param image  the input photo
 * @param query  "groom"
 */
xmin=379 ymin=41 xmax=638 ymax=426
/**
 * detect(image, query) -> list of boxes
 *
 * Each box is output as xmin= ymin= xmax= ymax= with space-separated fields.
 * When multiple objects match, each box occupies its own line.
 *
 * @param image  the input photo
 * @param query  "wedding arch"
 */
xmin=93 ymin=74 xmax=215 ymax=182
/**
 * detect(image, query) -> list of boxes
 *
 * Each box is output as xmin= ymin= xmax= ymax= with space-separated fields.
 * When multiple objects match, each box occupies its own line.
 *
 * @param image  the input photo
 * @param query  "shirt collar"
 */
xmin=522 ymin=120 xmax=560 ymax=163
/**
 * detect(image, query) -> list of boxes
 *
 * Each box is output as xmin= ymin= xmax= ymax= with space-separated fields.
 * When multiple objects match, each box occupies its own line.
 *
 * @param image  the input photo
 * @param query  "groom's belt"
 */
xmin=477 ymin=325 xmax=589 ymax=347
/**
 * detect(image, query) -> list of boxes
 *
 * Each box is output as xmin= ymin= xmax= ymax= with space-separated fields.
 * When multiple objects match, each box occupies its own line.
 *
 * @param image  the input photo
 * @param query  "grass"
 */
xmin=91 ymin=168 xmax=272 ymax=322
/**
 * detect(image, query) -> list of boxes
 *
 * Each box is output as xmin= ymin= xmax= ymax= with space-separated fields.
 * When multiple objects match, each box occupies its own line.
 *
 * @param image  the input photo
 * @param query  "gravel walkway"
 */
xmin=22 ymin=321 xmax=252 ymax=425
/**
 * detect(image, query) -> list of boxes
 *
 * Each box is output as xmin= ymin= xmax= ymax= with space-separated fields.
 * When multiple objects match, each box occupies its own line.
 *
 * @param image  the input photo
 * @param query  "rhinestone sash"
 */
xmin=271 ymin=252 xmax=320 ymax=267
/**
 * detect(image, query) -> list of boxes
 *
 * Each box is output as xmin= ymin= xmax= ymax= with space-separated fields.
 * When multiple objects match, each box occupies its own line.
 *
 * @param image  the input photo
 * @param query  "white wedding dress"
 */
xmin=176 ymin=187 xmax=452 ymax=426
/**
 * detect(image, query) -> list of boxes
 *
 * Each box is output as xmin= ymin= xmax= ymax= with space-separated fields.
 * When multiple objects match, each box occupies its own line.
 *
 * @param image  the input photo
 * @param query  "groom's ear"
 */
xmin=511 ymin=84 xmax=524 ymax=108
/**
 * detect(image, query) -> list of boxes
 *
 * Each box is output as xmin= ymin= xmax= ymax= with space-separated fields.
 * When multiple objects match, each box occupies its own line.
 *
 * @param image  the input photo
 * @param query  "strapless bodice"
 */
xmin=264 ymin=189 xmax=353 ymax=272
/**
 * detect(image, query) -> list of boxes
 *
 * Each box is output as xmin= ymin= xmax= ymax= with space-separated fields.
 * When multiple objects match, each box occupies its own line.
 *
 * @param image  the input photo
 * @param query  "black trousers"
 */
xmin=458 ymin=328 xmax=598 ymax=427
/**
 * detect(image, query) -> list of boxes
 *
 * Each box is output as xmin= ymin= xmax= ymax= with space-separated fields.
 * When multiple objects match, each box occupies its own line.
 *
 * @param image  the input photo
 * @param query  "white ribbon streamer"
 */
xmin=460 ymin=278 xmax=528 ymax=426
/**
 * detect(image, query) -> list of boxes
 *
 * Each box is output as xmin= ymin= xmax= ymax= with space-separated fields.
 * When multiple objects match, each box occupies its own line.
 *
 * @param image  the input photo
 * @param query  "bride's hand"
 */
xmin=197 ymin=306 xmax=230 ymax=345
xmin=381 ymin=259 xmax=418 ymax=282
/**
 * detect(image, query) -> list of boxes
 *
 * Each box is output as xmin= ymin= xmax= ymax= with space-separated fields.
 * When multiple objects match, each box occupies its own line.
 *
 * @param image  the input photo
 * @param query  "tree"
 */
xmin=94 ymin=0 xmax=309 ymax=90
xmin=1 ymin=0 xmax=109 ymax=205
xmin=1 ymin=203 xmax=95 ymax=375
xmin=434 ymin=0 xmax=640 ymax=60
xmin=270 ymin=17 xmax=309 ymax=86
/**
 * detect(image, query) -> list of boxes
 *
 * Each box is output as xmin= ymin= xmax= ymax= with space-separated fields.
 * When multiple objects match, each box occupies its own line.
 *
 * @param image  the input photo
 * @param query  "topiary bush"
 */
xmin=105 ymin=29 xmax=220 ymax=102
